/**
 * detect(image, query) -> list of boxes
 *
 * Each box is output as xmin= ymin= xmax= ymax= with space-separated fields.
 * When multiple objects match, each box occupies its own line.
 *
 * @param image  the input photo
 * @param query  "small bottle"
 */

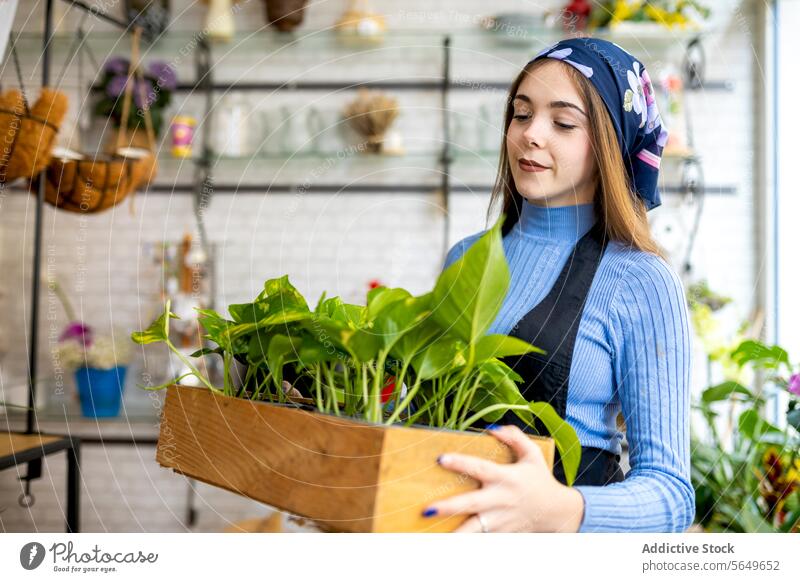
xmin=171 ymin=116 xmax=196 ymax=158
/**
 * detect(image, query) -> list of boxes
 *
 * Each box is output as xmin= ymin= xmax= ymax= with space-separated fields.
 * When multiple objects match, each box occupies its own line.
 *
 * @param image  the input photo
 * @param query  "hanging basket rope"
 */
xmin=31 ymin=26 xmax=158 ymax=214
xmin=0 ymin=35 xmax=68 ymax=184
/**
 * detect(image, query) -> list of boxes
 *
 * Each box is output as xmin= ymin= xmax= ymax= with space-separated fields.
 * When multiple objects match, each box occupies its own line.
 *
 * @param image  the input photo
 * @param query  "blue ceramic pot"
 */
xmin=74 ymin=366 xmax=127 ymax=418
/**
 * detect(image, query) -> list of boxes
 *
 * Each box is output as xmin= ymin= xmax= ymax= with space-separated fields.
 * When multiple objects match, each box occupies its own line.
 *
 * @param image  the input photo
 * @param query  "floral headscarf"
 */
xmin=529 ymin=38 xmax=669 ymax=211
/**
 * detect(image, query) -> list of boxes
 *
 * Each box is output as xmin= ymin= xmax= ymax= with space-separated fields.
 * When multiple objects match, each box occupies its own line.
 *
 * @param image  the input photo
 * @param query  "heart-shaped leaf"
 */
xmin=131 ymin=300 xmax=177 ymax=345
xmin=431 ymin=218 xmax=509 ymax=345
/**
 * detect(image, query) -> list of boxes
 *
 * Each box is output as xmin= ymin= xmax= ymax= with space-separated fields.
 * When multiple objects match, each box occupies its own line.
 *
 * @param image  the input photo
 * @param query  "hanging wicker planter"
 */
xmin=32 ymin=147 xmax=155 ymax=213
xmin=0 ymin=87 xmax=68 ymax=185
xmin=30 ymin=27 xmax=158 ymax=214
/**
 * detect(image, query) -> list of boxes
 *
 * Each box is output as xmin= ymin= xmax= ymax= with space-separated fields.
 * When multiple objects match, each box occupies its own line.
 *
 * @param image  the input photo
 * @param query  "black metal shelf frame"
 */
xmin=9 ymin=0 xmax=734 ymax=532
xmin=20 ymin=0 xmax=733 ymax=439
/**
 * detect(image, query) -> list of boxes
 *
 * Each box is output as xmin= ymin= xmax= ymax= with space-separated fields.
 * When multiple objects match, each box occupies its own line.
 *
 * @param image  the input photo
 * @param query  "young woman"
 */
xmin=420 ymin=38 xmax=694 ymax=533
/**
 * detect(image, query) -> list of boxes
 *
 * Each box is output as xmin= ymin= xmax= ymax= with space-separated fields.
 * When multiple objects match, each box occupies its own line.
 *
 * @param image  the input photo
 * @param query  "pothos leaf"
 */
xmin=131 ymin=300 xmax=177 ymax=345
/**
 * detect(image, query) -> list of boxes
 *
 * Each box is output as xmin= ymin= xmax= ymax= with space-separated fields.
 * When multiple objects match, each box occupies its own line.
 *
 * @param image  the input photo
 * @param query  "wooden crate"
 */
xmin=156 ymin=385 xmax=555 ymax=532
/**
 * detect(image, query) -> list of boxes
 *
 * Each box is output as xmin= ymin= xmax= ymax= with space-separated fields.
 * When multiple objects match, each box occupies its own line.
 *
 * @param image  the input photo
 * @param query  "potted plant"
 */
xmin=93 ymin=56 xmax=177 ymax=152
xmin=691 ymin=339 xmax=800 ymax=532
xmin=588 ymin=0 xmax=712 ymax=32
xmin=50 ymin=280 xmax=131 ymax=418
xmin=132 ymin=217 xmax=582 ymax=532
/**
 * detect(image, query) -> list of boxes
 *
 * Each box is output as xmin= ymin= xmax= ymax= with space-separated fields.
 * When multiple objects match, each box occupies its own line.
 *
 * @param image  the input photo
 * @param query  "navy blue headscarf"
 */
xmin=528 ymin=38 xmax=669 ymax=211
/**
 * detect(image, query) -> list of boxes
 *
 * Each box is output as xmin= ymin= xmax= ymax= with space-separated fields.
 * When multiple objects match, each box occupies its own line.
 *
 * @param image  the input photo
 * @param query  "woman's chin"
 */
xmin=514 ymin=180 xmax=552 ymax=201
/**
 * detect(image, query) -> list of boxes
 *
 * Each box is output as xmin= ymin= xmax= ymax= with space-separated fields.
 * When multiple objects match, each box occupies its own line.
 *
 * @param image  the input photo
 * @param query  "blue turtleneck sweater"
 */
xmin=442 ymin=201 xmax=695 ymax=533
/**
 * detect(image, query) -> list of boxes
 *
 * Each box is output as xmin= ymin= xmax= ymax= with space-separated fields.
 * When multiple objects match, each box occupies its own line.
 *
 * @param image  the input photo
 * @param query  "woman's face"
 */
xmin=506 ymin=60 xmax=598 ymax=207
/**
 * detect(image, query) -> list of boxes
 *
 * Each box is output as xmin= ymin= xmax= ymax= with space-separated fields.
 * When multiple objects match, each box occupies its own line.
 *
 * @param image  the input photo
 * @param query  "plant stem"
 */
xmin=324 ymin=361 xmax=341 ymax=416
xmin=459 ymin=403 xmax=529 ymax=431
xmin=48 ymin=278 xmax=76 ymax=322
xmin=166 ymin=339 xmax=220 ymax=394
xmin=447 ymin=371 xmax=471 ymax=428
xmin=361 ymin=362 xmax=369 ymax=420
xmin=388 ymin=360 xmax=411 ymax=419
xmin=315 ymin=366 xmax=324 ymax=412
xmin=342 ymin=361 xmax=352 ymax=415
xmin=404 ymin=394 xmax=438 ymax=426
xmin=237 ymin=364 xmax=256 ymax=399
xmin=457 ymin=371 xmax=483 ymax=428
xmin=371 ymin=353 xmax=387 ymax=423
xmin=386 ymin=371 xmax=423 ymax=425
xmin=254 ymin=371 xmax=272 ymax=401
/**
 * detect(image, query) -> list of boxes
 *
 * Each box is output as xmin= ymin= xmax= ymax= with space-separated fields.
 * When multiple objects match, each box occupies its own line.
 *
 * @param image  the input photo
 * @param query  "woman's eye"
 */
xmin=555 ymin=122 xmax=576 ymax=130
xmin=513 ymin=113 xmax=531 ymax=121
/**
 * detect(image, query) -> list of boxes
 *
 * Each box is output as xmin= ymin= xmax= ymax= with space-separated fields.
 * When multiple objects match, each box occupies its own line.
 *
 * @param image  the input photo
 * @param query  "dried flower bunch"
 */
xmin=342 ymin=88 xmax=399 ymax=153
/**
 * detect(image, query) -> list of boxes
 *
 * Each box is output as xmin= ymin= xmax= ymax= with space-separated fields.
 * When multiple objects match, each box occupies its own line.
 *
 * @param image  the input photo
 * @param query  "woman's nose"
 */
xmin=521 ymin=115 xmax=549 ymax=147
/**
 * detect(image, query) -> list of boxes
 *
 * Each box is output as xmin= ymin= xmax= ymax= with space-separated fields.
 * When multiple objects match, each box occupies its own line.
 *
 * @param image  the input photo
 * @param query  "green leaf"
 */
xmin=431 ymin=217 xmax=509 ymax=345
xmin=731 ymin=340 xmax=790 ymax=371
xmin=473 ymin=334 xmax=544 ymax=363
xmin=313 ymin=291 xmax=328 ymax=315
xmin=470 ymin=359 xmax=530 ymax=423
xmin=189 ymin=346 xmax=224 ymax=358
xmin=701 ymin=381 xmax=755 ymax=404
xmin=197 ymin=309 xmax=247 ymax=354
xmin=526 ymin=401 xmax=582 ymax=486
xmin=228 ymin=300 xmax=271 ymax=324
xmin=131 ymin=300 xmax=177 ymax=345
xmin=266 ymin=334 xmax=302 ymax=389
xmin=738 ymin=408 xmax=783 ymax=442
xmin=247 ymin=330 xmax=273 ymax=365
xmin=779 ymin=508 xmax=800 ymax=533
xmin=256 ymin=275 xmax=310 ymax=313
xmin=365 ymin=286 xmax=412 ymax=323
xmin=296 ymin=335 xmax=344 ymax=366
xmin=374 ymin=294 xmax=439 ymax=356
xmin=346 ymin=328 xmax=381 ymax=362
xmin=411 ymin=336 xmax=466 ymax=380
xmin=226 ymin=309 xmax=312 ymax=341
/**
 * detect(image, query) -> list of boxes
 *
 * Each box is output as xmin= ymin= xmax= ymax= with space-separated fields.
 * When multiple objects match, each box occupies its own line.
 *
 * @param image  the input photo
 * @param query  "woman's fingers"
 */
xmin=423 ymin=489 xmax=496 ymax=518
xmin=486 ymin=424 xmax=546 ymax=464
xmin=452 ymin=514 xmax=484 ymax=533
xmin=437 ymin=452 xmax=504 ymax=483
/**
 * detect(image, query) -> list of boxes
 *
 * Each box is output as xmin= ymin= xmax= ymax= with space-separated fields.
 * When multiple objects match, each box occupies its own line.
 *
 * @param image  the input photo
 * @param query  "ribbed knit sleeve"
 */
xmin=574 ymin=254 xmax=696 ymax=532
xmin=442 ymin=232 xmax=484 ymax=272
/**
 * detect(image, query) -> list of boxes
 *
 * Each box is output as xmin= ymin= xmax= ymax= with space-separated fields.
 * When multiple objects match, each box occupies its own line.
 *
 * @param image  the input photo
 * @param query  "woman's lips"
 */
xmin=518 ymin=159 xmax=550 ymax=173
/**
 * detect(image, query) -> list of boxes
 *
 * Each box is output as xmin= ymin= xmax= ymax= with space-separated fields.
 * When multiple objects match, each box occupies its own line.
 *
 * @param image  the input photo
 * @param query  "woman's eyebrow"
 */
xmin=513 ymin=94 xmax=586 ymax=117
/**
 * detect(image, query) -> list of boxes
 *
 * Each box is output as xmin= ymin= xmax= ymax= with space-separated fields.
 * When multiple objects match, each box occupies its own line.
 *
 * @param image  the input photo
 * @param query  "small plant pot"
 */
xmin=157 ymin=384 xmax=556 ymax=532
xmin=74 ymin=365 xmax=128 ymax=418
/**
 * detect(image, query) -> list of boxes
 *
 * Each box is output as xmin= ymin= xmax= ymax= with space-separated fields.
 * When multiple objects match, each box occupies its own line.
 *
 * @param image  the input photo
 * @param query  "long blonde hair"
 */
xmin=488 ymin=58 xmax=663 ymax=257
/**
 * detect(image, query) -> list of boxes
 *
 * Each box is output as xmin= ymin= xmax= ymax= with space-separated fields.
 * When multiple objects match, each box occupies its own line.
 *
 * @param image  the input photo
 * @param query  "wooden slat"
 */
xmin=157 ymin=386 xmax=385 ymax=532
xmin=0 ymin=432 xmax=64 ymax=458
xmin=157 ymin=385 xmax=556 ymax=533
xmin=374 ymin=425 xmax=555 ymax=532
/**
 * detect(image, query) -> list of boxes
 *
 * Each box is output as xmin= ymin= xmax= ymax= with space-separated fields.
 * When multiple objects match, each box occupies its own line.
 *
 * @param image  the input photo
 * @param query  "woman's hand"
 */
xmin=421 ymin=424 xmax=585 ymax=533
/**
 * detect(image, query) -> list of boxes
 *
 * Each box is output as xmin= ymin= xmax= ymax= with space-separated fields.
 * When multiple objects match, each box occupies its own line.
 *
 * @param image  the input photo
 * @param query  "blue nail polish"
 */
xmin=486 ymin=424 xmax=501 ymax=431
xmin=422 ymin=508 xmax=438 ymax=517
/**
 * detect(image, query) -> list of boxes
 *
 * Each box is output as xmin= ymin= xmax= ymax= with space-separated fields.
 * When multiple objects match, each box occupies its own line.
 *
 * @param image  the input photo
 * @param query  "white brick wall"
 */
xmin=1 ymin=0 xmax=761 ymax=531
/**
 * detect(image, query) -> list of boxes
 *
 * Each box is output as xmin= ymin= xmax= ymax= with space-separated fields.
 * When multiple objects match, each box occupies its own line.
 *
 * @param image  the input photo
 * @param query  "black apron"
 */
xmin=472 ymin=221 xmax=625 ymax=487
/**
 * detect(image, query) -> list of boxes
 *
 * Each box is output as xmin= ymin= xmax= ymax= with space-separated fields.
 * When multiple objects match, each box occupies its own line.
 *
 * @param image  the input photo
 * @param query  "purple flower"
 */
xmin=104 ymin=57 xmax=130 ymax=76
xmin=789 ymin=373 xmax=800 ymax=396
xmin=148 ymin=61 xmax=177 ymax=91
xmin=59 ymin=321 xmax=93 ymax=347
xmin=106 ymin=74 xmax=128 ymax=99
